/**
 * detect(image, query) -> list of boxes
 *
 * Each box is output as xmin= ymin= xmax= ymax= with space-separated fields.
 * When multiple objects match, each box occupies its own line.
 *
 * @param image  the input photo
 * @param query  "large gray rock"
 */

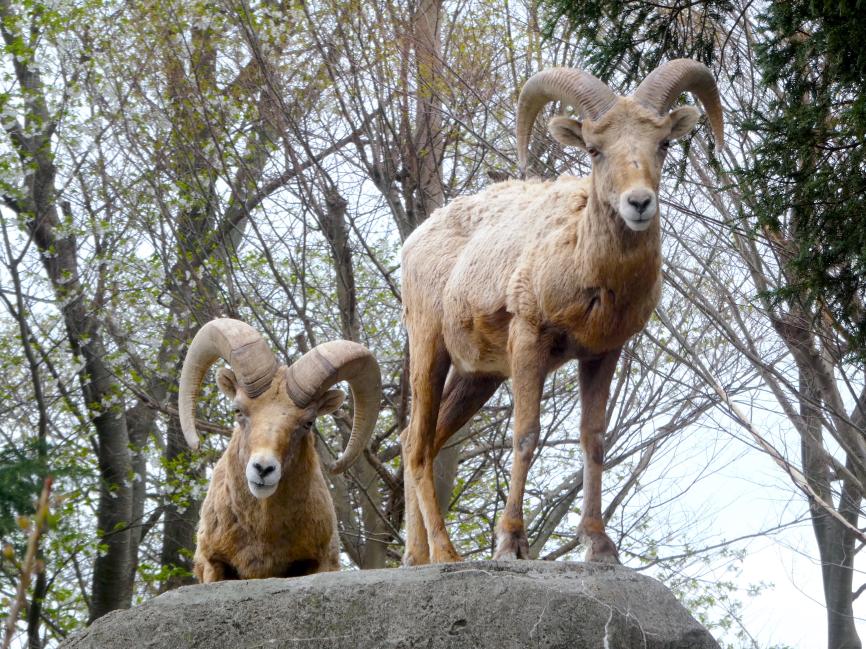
xmin=62 ymin=560 xmax=719 ymax=649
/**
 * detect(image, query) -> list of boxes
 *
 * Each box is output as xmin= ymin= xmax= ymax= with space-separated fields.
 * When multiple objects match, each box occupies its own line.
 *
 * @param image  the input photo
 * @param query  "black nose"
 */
xmin=628 ymin=195 xmax=652 ymax=214
xmin=253 ymin=462 xmax=275 ymax=478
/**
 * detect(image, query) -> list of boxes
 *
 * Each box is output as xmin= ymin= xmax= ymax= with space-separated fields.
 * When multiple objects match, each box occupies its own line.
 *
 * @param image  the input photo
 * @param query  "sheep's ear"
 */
xmin=216 ymin=368 xmax=238 ymax=399
xmin=668 ymin=105 xmax=701 ymax=140
xmin=548 ymin=116 xmax=586 ymax=148
xmin=316 ymin=389 xmax=346 ymax=416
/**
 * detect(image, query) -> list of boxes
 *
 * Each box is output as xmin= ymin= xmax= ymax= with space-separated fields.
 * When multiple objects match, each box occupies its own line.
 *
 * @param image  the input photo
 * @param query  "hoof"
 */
xmin=582 ymin=530 xmax=620 ymax=564
xmin=493 ymin=528 xmax=530 ymax=560
xmin=401 ymin=551 xmax=429 ymax=567
xmin=401 ymin=547 xmax=430 ymax=568
xmin=430 ymin=546 xmax=462 ymax=564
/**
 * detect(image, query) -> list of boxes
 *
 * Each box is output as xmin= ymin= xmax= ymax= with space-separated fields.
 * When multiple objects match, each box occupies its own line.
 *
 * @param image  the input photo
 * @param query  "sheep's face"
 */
xmin=548 ymin=98 xmax=700 ymax=232
xmin=216 ymin=367 xmax=345 ymax=499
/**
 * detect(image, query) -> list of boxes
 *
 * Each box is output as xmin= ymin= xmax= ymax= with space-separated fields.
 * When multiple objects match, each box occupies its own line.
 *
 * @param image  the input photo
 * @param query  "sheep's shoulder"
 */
xmin=508 ymin=175 xmax=661 ymax=351
xmin=194 ymin=458 xmax=243 ymax=560
xmin=502 ymin=175 xmax=591 ymax=315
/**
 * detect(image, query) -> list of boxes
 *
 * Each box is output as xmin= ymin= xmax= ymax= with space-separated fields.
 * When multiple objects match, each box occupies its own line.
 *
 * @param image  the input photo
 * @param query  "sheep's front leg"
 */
xmin=196 ymin=557 xmax=233 ymax=583
xmin=577 ymin=348 xmax=621 ymax=563
xmin=494 ymin=320 xmax=547 ymax=560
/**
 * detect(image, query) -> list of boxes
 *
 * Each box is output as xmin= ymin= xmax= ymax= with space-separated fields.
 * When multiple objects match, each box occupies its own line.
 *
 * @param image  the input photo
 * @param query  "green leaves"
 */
xmin=541 ymin=0 xmax=734 ymax=85
xmin=0 ymin=439 xmax=47 ymax=538
xmin=743 ymin=1 xmax=866 ymax=360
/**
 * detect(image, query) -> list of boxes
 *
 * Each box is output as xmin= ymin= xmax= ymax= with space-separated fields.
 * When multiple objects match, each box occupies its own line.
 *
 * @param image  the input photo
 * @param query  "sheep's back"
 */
xmin=402 ymin=175 xmax=592 ymax=374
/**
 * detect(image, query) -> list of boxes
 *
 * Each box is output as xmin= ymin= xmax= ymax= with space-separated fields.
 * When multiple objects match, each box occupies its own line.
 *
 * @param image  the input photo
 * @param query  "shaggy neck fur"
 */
xmin=530 ymin=173 xmax=663 ymax=355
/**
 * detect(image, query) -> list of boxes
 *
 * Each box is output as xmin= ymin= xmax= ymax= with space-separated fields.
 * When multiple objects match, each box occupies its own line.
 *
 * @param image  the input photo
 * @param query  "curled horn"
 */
xmin=285 ymin=341 xmax=381 ymax=474
xmin=632 ymin=58 xmax=724 ymax=148
xmin=178 ymin=318 xmax=278 ymax=450
xmin=516 ymin=67 xmax=617 ymax=175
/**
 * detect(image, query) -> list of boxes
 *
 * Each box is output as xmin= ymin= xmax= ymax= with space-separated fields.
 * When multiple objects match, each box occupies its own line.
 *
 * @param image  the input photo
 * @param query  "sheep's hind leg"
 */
xmin=403 ymin=370 xmax=502 ymax=566
xmin=494 ymin=320 xmax=547 ymax=560
xmin=576 ymin=348 xmax=621 ymax=564
xmin=400 ymin=438 xmax=430 ymax=566
xmin=403 ymin=333 xmax=457 ymax=564
xmin=433 ymin=371 xmax=503 ymax=453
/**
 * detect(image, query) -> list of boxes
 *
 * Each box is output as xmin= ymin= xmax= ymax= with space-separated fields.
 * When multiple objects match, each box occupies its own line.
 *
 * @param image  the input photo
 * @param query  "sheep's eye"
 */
xmin=303 ymin=420 xmax=314 ymax=430
xmin=587 ymin=146 xmax=600 ymax=158
xmin=659 ymin=139 xmax=671 ymax=151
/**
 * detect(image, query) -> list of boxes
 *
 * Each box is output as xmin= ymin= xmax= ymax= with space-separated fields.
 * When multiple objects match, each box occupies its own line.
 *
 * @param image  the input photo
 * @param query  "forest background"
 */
xmin=0 ymin=1 xmax=863 ymax=648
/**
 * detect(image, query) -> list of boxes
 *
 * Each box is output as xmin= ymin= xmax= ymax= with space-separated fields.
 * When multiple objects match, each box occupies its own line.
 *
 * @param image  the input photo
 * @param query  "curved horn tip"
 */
xmin=711 ymin=123 xmax=725 ymax=150
xmin=330 ymin=455 xmax=365 ymax=475
xmin=180 ymin=415 xmax=200 ymax=450
xmin=184 ymin=432 xmax=200 ymax=451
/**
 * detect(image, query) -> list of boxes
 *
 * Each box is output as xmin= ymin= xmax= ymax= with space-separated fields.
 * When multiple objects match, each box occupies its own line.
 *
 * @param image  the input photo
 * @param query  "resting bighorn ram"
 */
xmin=178 ymin=318 xmax=381 ymax=581
xmin=400 ymin=59 xmax=723 ymax=565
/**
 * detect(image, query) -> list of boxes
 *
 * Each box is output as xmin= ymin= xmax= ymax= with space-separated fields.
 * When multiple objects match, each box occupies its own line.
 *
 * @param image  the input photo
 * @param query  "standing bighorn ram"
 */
xmin=179 ymin=318 xmax=381 ymax=581
xmin=400 ymin=59 xmax=723 ymax=565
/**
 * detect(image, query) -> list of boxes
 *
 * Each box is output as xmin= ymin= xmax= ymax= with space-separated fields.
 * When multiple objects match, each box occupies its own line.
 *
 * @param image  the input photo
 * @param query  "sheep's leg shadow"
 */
xmin=577 ymin=348 xmax=621 ymax=563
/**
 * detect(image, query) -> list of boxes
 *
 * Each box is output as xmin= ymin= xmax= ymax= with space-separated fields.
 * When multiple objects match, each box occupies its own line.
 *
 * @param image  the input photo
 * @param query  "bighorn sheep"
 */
xmin=400 ymin=59 xmax=723 ymax=565
xmin=178 ymin=318 xmax=381 ymax=581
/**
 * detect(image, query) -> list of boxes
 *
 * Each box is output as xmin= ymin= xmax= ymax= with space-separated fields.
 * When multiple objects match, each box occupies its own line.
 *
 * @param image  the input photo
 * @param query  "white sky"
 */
xmin=669 ymin=434 xmax=865 ymax=648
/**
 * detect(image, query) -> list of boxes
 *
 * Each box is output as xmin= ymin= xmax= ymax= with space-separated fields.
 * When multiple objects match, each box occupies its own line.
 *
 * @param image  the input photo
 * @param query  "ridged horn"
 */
xmin=516 ymin=67 xmax=616 ymax=174
xmin=632 ymin=58 xmax=724 ymax=148
xmin=178 ymin=318 xmax=278 ymax=450
xmin=285 ymin=341 xmax=381 ymax=474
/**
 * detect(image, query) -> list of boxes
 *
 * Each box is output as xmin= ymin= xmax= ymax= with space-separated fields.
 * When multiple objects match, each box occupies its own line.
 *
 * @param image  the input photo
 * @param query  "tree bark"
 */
xmin=319 ymin=187 xmax=390 ymax=568
xmin=411 ymin=0 xmax=446 ymax=220
xmin=26 ymin=561 xmax=46 ymax=649
xmin=0 ymin=2 xmax=135 ymax=619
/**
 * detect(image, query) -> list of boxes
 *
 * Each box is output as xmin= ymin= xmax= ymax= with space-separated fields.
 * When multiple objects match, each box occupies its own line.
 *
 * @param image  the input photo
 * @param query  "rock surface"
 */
xmin=62 ymin=560 xmax=719 ymax=649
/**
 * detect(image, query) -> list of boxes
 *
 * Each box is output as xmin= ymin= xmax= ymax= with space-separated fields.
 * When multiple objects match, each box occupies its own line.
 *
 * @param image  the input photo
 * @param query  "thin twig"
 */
xmin=3 ymin=476 xmax=53 ymax=649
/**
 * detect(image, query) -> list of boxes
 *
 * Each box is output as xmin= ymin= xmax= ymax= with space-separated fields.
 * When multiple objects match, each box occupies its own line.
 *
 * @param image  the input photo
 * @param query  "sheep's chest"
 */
xmin=202 ymin=487 xmax=335 ymax=580
xmin=534 ymin=237 xmax=662 ymax=353
xmin=231 ymin=532 xmax=324 ymax=579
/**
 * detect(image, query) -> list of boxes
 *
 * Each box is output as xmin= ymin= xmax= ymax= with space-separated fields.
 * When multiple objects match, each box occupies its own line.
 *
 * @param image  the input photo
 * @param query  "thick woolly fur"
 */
xmin=400 ymin=97 xmax=702 ymax=566
xmin=193 ymin=368 xmax=343 ymax=582
xmin=410 ymin=174 xmax=662 ymax=373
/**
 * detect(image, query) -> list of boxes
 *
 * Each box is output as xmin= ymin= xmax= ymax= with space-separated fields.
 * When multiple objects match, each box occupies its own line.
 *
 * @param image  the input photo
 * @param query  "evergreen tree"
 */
xmin=747 ymin=1 xmax=866 ymax=361
xmin=541 ymin=2 xmax=865 ymax=648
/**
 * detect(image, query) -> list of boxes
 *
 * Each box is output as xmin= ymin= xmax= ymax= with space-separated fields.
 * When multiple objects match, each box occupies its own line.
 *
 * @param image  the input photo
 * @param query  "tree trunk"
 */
xmin=159 ymin=417 xmax=200 ymax=591
xmin=26 ymin=559 xmax=46 ymax=649
xmin=320 ymin=187 xmax=390 ymax=568
xmin=411 ymin=0 xmax=445 ymax=219
xmin=155 ymin=302 xmax=210 ymax=590
xmin=811 ymin=494 xmax=861 ymax=649
xmin=0 ymin=11 xmax=137 ymax=612
xmin=791 ymin=329 xmax=861 ymax=649
xmin=124 ymin=402 xmax=153 ymax=597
